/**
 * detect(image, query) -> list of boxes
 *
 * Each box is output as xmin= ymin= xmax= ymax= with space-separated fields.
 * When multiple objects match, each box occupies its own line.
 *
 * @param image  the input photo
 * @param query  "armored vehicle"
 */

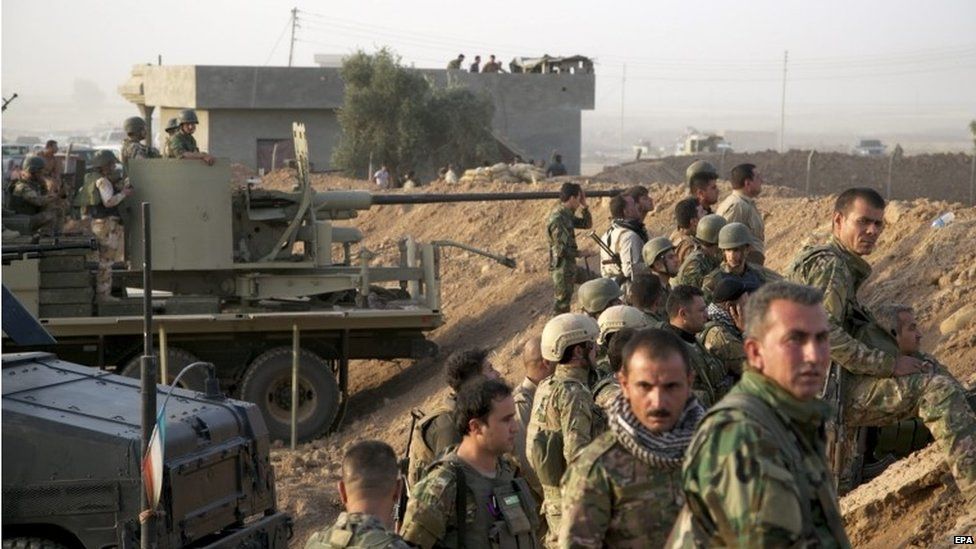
xmin=2 ymin=124 xmax=618 ymax=442
xmin=2 ymin=351 xmax=292 ymax=549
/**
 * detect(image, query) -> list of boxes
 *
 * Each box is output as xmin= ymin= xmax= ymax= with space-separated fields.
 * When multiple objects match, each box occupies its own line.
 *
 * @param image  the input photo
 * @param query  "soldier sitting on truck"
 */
xmin=166 ymin=109 xmax=215 ymax=166
xmin=305 ymin=440 xmax=411 ymax=549
xmin=406 ymin=348 xmax=501 ymax=488
xmin=8 ymin=156 xmax=64 ymax=235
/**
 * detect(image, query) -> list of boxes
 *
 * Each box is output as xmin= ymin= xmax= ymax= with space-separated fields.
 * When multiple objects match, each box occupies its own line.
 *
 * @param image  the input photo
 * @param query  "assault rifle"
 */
xmin=588 ymin=231 xmax=620 ymax=269
xmin=1 ymin=237 xmax=97 ymax=265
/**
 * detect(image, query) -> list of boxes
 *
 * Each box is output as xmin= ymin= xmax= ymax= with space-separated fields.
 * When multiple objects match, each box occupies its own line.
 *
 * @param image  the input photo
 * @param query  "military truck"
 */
xmin=2 ymin=351 xmax=292 ymax=549
xmin=2 ymin=123 xmax=619 ymax=442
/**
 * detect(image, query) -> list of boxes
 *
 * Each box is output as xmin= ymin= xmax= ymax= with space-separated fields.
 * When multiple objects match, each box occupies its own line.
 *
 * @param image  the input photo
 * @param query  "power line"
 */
xmin=263 ymin=16 xmax=293 ymax=65
xmin=288 ymin=7 xmax=298 ymax=67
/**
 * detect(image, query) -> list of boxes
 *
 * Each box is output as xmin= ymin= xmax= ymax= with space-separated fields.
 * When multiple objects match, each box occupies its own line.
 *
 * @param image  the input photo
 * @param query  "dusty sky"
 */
xmin=2 ymin=0 xmax=975 ymax=147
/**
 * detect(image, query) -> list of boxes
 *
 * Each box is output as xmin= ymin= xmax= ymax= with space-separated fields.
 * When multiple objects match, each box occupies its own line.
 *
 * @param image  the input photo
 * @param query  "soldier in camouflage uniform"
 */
xmin=670 ymin=197 xmax=702 ymax=265
xmin=8 ymin=156 xmax=64 ymax=235
xmin=625 ymin=274 xmax=667 ymax=326
xmin=561 ymin=329 xmax=705 ymax=548
xmin=673 ymin=214 xmax=726 ymax=290
xmin=166 ymin=109 xmax=216 ymax=165
xmin=547 ymin=182 xmax=592 ymax=314
xmin=668 ymin=282 xmax=850 ymax=547
xmin=120 ymin=116 xmax=160 ymax=173
xmin=407 ymin=348 xmax=500 ymax=489
xmin=513 ymin=336 xmax=552 ymax=527
xmin=700 ymin=277 xmax=756 ymax=380
xmin=527 ymin=314 xmax=601 ymax=547
xmin=401 ymin=378 xmax=540 ymax=548
xmin=786 ymin=187 xmax=976 ymax=500
xmin=701 ymin=222 xmax=781 ymax=303
xmin=642 ymin=236 xmax=679 ymax=297
xmin=576 ymin=278 xmax=622 ymax=319
xmin=305 ymin=440 xmax=410 ymax=549
xmin=594 ymin=305 xmax=648 ymax=380
xmin=686 ymin=160 xmax=719 ymax=215
xmin=590 ymin=327 xmax=638 ymax=413
xmin=160 ymin=117 xmax=179 ymax=158
xmin=85 ymin=150 xmax=132 ymax=302
xmin=663 ymin=285 xmax=732 ymax=407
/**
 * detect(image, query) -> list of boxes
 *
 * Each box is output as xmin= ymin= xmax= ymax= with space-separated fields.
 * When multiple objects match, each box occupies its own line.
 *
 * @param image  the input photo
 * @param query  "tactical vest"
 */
xmin=425 ymin=454 xmax=540 ymax=549
xmin=528 ymin=373 xmax=599 ymax=487
xmin=306 ymin=516 xmax=403 ymax=549
xmin=8 ymin=180 xmax=43 ymax=216
xmin=683 ymin=392 xmax=848 ymax=545
xmin=407 ymin=401 xmax=456 ymax=488
xmin=77 ymin=173 xmax=121 ymax=219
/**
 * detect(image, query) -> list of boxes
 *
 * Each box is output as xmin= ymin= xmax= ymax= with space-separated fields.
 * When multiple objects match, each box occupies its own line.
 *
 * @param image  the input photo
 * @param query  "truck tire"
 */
xmin=2 ymin=538 xmax=69 ymax=549
xmin=121 ymin=347 xmax=208 ymax=392
xmin=239 ymin=347 xmax=340 ymax=443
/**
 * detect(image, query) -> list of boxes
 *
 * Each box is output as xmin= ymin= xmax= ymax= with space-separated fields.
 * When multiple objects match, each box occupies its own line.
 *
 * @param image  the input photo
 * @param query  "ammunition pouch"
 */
xmin=488 ymin=478 xmax=539 ymax=549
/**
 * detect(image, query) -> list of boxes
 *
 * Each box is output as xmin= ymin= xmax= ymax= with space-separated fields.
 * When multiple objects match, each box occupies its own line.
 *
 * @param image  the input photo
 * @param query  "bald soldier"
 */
xmin=513 ymin=336 xmax=553 ymax=514
xmin=560 ymin=329 xmax=705 ymax=548
xmin=668 ymin=282 xmax=850 ymax=547
xmin=305 ymin=440 xmax=411 ymax=548
xmin=787 ymin=187 xmax=976 ymax=498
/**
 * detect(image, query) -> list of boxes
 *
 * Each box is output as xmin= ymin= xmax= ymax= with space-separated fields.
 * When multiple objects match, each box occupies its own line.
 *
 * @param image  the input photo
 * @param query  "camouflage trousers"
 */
xmin=540 ymin=485 xmax=562 ymax=549
xmin=842 ymin=367 xmax=976 ymax=499
xmin=550 ymin=260 xmax=577 ymax=315
xmin=92 ymin=217 xmax=124 ymax=299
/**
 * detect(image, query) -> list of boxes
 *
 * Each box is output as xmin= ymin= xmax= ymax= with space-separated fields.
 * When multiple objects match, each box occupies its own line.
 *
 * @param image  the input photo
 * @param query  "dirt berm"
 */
xmin=257 ymin=170 xmax=975 ymax=546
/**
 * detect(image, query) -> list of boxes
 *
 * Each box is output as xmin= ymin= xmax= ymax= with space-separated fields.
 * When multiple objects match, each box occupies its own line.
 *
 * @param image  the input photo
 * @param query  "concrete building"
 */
xmin=119 ymin=63 xmax=595 ymax=174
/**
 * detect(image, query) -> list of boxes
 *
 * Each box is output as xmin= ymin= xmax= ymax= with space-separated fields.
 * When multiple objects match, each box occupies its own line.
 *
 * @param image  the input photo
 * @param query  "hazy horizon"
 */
xmin=3 ymin=0 xmax=975 ymax=153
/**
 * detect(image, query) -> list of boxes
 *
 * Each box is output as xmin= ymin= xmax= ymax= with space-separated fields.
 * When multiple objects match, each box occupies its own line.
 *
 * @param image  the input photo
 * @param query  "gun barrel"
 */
xmin=371 ymin=189 xmax=623 ymax=205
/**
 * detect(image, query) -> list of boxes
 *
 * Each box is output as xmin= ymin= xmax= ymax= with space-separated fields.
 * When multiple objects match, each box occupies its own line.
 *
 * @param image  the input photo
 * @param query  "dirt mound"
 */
xmin=596 ymin=151 xmax=975 ymax=204
xmin=268 ymin=175 xmax=976 ymax=546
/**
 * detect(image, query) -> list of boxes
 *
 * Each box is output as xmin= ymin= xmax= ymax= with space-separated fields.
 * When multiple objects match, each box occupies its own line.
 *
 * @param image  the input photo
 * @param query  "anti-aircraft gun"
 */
xmin=2 ymin=123 xmax=620 ymax=442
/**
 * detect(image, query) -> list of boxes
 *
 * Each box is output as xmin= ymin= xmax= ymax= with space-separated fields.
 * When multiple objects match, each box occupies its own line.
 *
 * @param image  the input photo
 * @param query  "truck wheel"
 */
xmin=121 ymin=347 xmax=208 ymax=392
xmin=2 ymin=538 xmax=69 ymax=549
xmin=239 ymin=347 xmax=340 ymax=443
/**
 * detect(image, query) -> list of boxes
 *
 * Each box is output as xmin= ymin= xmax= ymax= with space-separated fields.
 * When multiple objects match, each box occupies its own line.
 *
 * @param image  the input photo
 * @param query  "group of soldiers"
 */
xmin=307 ymin=160 xmax=976 ymax=548
xmin=6 ymin=108 xmax=215 ymax=301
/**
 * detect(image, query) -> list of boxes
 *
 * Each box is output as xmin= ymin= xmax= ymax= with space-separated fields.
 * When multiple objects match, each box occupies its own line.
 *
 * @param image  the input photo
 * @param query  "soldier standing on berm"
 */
xmin=669 ymin=281 xmax=850 ymax=547
xmin=547 ymin=182 xmax=592 ymax=314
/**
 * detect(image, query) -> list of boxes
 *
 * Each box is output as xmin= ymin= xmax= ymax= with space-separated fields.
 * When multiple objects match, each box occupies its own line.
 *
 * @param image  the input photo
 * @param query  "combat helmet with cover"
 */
xmin=177 ymin=109 xmax=199 ymax=125
xmin=696 ymin=214 xmax=727 ymax=245
xmin=541 ymin=313 xmax=599 ymax=362
xmin=685 ymin=159 xmax=718 ymax=184
xmin=577 ymin=278 xmax=622 ymax=315
xmin=597 ymin=305 xmax=648 ymax=345
xmin=642 ymin=236 xmax=675 ymax=264
xmin=91 ymin=149 xmax=119 ymax=170
xmin=165 ymin=117 xmax=180 ymax=132
xmin=123 ymin=116 xmax=146 ymax=135
xmin=718 ymin=222 xmax=752 ymax=250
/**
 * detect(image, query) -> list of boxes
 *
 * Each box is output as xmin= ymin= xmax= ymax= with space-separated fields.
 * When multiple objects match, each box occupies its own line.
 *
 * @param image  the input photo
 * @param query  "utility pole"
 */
xmin=288 ymin=7 xmax=298 ymax=67
xmin=620 ymin=63 xmax=626 ymax=158
xmin=779 ymin=50 xmax=788 ymax=153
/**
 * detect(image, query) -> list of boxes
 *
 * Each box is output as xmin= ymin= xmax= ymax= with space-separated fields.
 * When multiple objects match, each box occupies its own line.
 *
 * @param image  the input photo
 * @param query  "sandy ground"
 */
xmin=247 ymin=166 xmax=976 ymax=546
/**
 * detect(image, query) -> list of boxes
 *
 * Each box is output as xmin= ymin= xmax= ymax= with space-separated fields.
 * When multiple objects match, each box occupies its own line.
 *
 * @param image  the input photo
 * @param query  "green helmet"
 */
xmin=718 ymin=222 xmax=752 ymax=250
xmin=541 ymin=313 xmax=599 ymax=362
xmin=642 ymin=236 xmax=675 ymax=264
xmin=696 ymin=214 xmax=728 ymax=245
xmin=165 ymin=117 xmax=180 ymax=132
xmin=91 ymin=149 xmax=119 ymax=169
xmin=177 ymin=109 xmax=199 ymax=124
xmin=22 ymin=156 xmax=45 ymax=173
xmin=577 ymin=278 xmax=622 ymax=315
xmin=123 ymin=116 xmax=146 ymax=134
xmin=685 ymin=159 xmax=718 ymax=184
xmin=597 ymin=305 xmax=649 ymax=345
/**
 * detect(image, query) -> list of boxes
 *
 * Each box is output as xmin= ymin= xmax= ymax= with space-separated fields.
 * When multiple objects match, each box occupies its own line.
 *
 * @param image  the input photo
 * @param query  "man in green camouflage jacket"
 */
xmin=305 ymin=440 xmax=411 ymax=549
xmin=672 ymin=214 xmax=726 ymax=290
xmin=120 ymin=116 xmax=160 ymax=173
xmin=547 ymin=182 xmax=592 ymax=314
xmin=668 ymin=282 xmax=850 ymax=547
xmin=560 ymin=329 xmax=704 ymax=548
xmin=166 ymin=109 xmax=215 ymax=165
xmin=786 ymin=188 xmax=976 ymax=499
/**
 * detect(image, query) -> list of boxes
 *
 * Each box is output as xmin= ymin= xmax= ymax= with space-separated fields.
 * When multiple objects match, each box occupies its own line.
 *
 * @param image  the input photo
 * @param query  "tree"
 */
xmin=332 ymin=48 xmax=497 ymax=180
xmin=970 ymin=120 xmax=976 ymax=148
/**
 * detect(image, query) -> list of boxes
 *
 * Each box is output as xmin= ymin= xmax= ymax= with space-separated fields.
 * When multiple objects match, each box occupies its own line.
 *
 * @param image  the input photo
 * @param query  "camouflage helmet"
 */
xmin=642 ymin=236 xmax=675 ymax=264
xmin=177 ymin=109 xmax=199 ymax=125
xmin=718 ymin=222 xmax=752 ymax=250
xmin=165 ymin=117 xmax=180 ymax=132
xmin=22 ymin=156 xmax=45 ymax=173
xmin=597 ymin=305 xmax=649 ymax=345
xmin=91 ymin=149 xmax=119 ymax=169
xmin=696 ymin=214 xmax=728 ymax=245
xmin=577 ymin=278 xmax=623 ymax=315
xmin=685 ymin=159 xmax=718 ymax=184
xmin=541 ymin=313 xmax=599 ymax=362
xmin=123 ymin=116 xmax=146 ymax=134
